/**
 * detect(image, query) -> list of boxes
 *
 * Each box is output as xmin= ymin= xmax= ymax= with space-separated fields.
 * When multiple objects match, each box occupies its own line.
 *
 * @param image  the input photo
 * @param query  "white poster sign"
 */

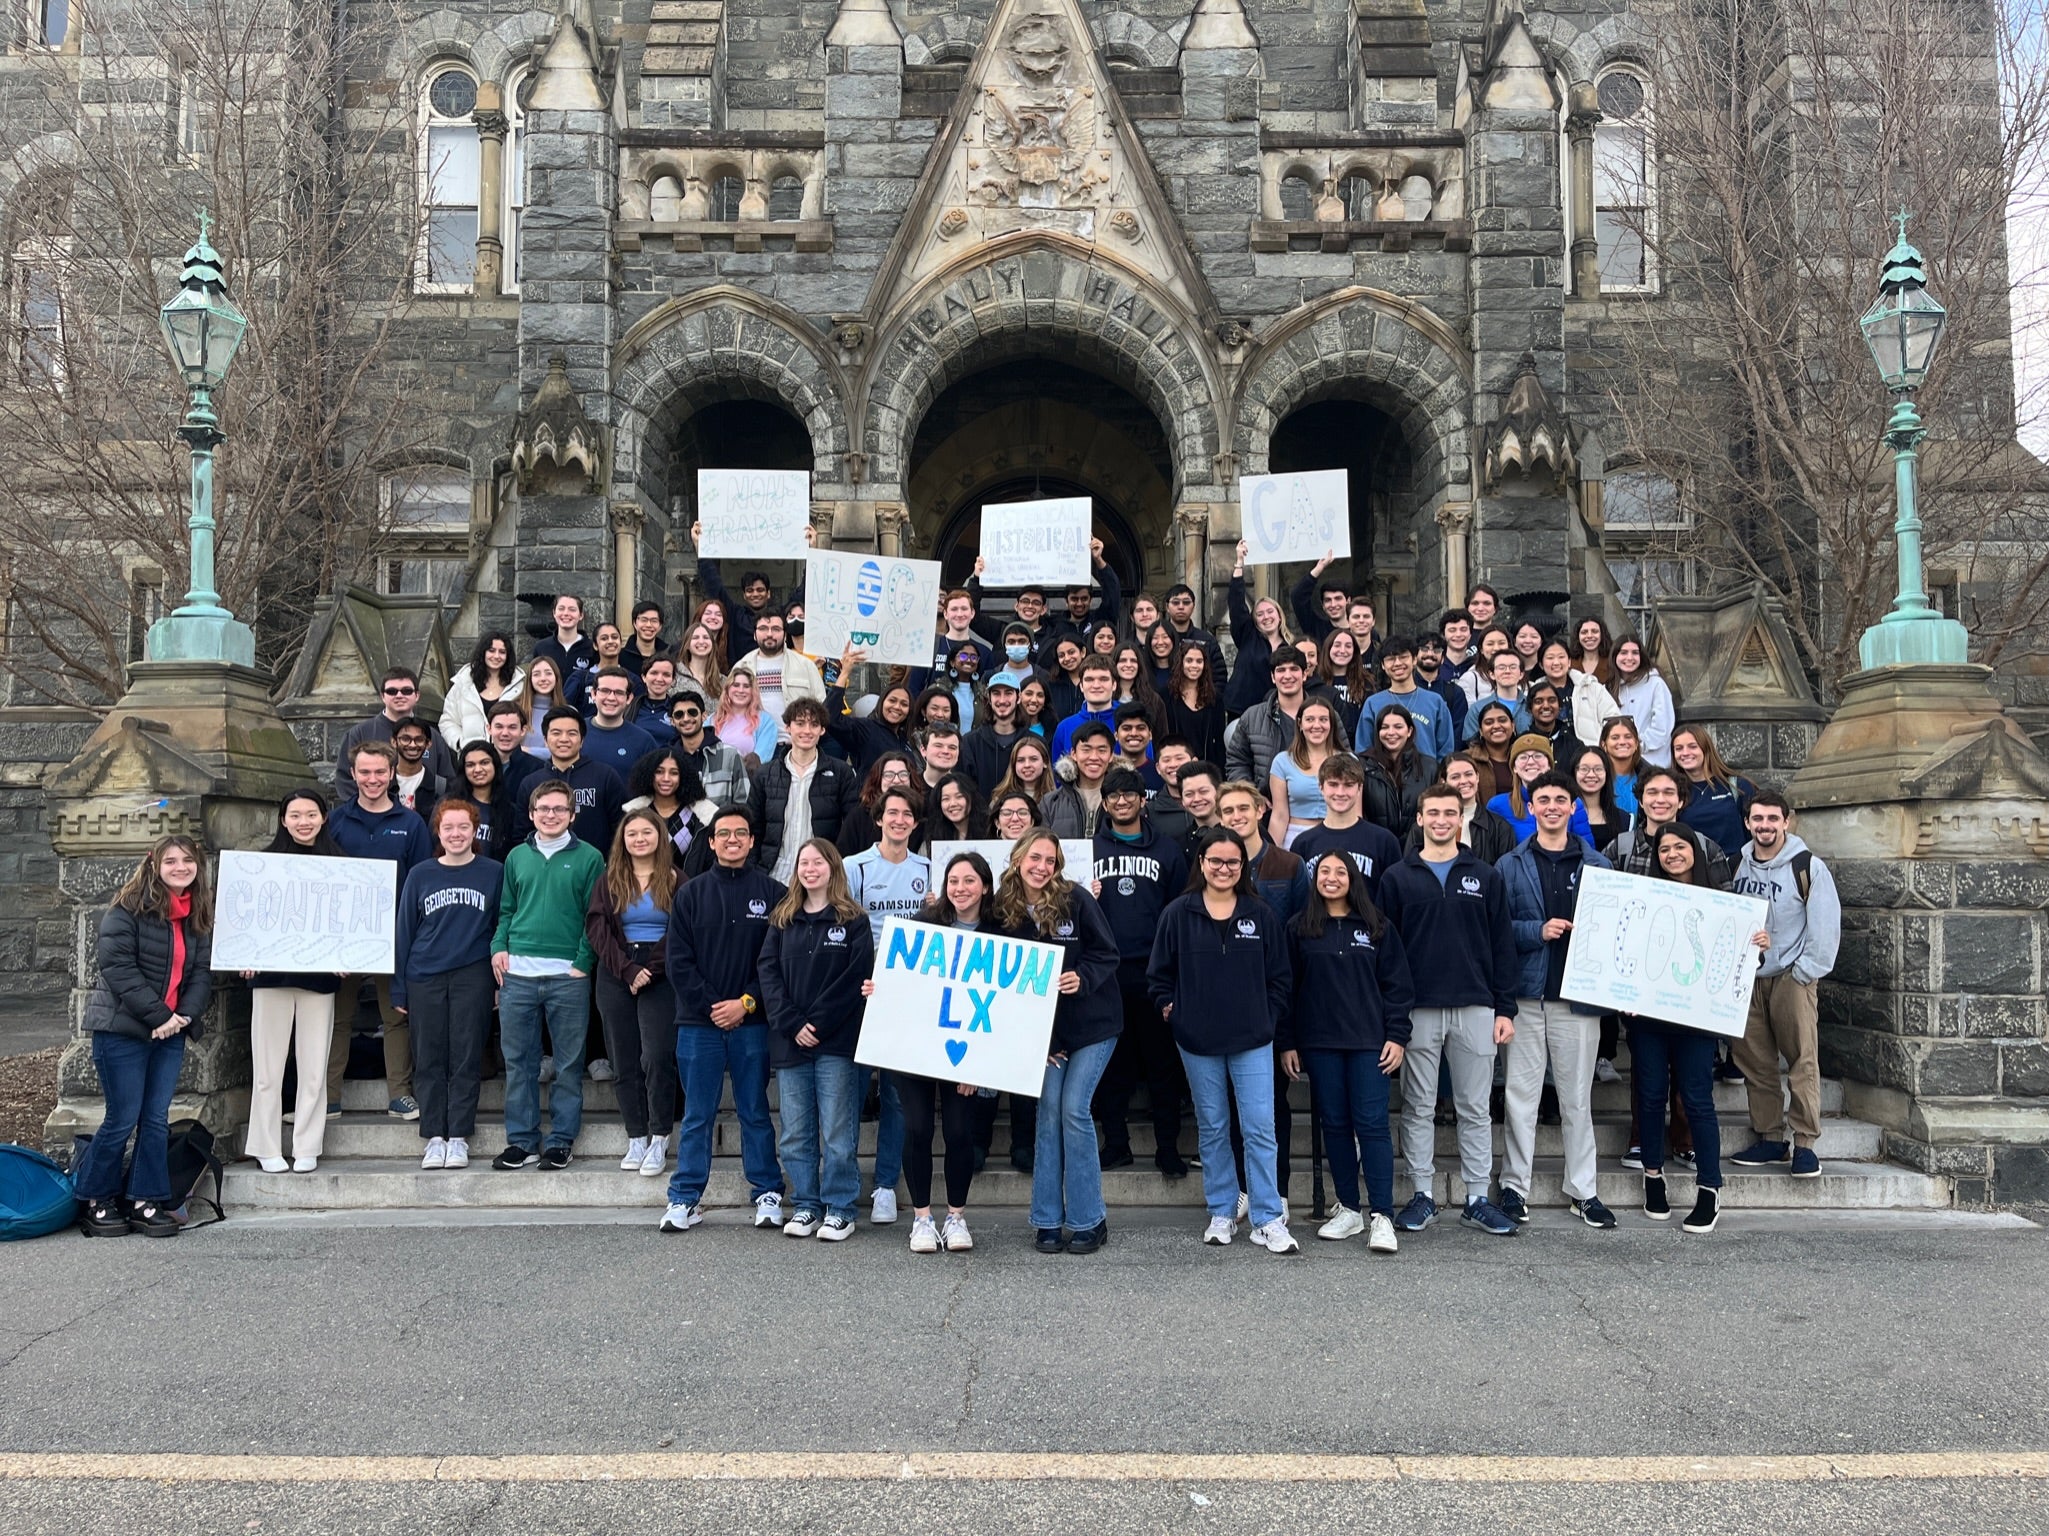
xmin=804 ymin=549 xmax=944 ymax=669
xmin=696 ymin=468 xmax=812 ymax=558
xmin=212 ymin=851 xmax=399 ymax=975
xmin=856 ymin=917 xmax=1061 ymax=1096
xmin=928 ymin=839 xmax=1095 ymax=886
xmin=1237 ymin=469 xmax=1351 ymax=565
xmin=1560 ymin=867 xmax=1768 ymax=1038
xmin=979 ymin=497 xmax=1092 ymax=588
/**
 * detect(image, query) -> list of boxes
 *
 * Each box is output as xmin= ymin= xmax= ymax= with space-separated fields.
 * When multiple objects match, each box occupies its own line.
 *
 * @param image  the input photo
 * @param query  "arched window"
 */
xmin=419 ymin=64 xmax=480 ymax=291
xmin=649 ymin=175 xmax=684 ymax=221
xmin=380 ymin=465 xmax=473 ymax=610
xmin=1278 ymin=170 xmax=1315 ymax=221
xmin=503 ymin=66 xmax=529 ymax=293
xmin=767 ymin=175 xmax=804 ymax=221
xmin=1594 ymin=65 xmax=1656 ymax=291
xmin=709 ymin=175 xmax=744 ymax=221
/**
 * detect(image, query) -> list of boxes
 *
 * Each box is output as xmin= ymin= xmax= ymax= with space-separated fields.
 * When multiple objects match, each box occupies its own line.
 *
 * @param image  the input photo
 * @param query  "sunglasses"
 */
xmin=382 ymin=685 xmax=418 ymax=696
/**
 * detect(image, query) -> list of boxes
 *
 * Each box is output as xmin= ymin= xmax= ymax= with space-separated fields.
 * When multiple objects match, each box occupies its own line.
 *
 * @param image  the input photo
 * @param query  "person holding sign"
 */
xmin=760 ymin=839 xmax=875 ymax=1243
xmin=997 ymin=831 xmax=1121 ymax=1256
xmin=1146 ymin=828 xmax=1297 ymax=1254
xmin=1224 ymin=542 xmax=1295 ymax=718
xmin=395 ymin=801 xmax=504 ymax=1171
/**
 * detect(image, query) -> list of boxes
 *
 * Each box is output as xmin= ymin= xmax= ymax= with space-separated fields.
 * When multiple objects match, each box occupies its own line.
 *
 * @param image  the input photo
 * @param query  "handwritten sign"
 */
xmin=929 ymin=839 xmax=1094 ymax=887
xmin=979 ymin=497 xmax=1092 ymax=587
xmin=1560 ymin=867 xmax=1767 ymax=1038
xmin=855 ymin=917 xmax=1061 ymax=1095
xmin=696 ymin=468 xmax=812 ymax=559
xmin=805 ymin=549 xmax=943 ymax=669
xmin=1238 ymin=469 xmax=1350 ymax=565
xmin=212 ymin=851 xmax=398 ymax=974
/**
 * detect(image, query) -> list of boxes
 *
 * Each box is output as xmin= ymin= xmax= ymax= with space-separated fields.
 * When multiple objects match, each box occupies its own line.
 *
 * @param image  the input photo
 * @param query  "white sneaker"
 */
xmin=784 ymin=1208 xmax=821 ymax=1238
xmin=1252 ymin=1217 xmax=1301 ymax=1255
xmin=1235 ymin=1190 xmax=1249 ymax=1221
xmin=589 ymin=1057 xmax=616 ymax=1083
xmin=1203 ymin=1215 xmax=1236 ymax=1246
xmin=256 ymin=1156 xmax=288 ymax=1174
xmin=421 ymin=1138 xmax=448 ymax=1171
xmin=659 ymin=1202 xmax=702 ymax=1232
xmin=445 ymin=1138 xmax=470 ymax=1169
xmin=753 ymin=1191 xmax=786 ymax=1228
xmin=292 ymin=1156 xmax=319 ymax=1173
xmin=638 ymin=1136 xmax=667 ymax=1176
xmin=871 ymin=1187 xmax=899 ymax=1224
xmin=1595 ymin=1058 xmax=1622 ymax=1084
xmin=539 ymin=1055 xmax=556 ymax=1084
xmin=1317 ymin=1206 xmax=1365 ymax=1241
xmin=819 ymin=1214 xmax=855 ymax=1241
xmin=942 ymin=1213 xmax=973 ymax=1251
xmin=1368 ymin=1212 xmax=1399 ymax=1254
xmin=620 ymin=1136 xmax=649 ymax=1172
xmin=909 ymin=1214 xmax=940 ymax=1252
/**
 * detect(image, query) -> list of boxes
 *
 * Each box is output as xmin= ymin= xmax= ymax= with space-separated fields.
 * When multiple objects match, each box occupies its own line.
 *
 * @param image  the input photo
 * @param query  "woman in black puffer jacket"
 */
xmin=1361 ymin=703 xmax=1439 ymax=839
xmin=75 ymin=836 xmax=215 ymax=1238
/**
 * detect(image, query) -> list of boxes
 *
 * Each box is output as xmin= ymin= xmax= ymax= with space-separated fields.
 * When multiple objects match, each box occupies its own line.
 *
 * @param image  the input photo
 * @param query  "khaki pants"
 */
xmin=246 ymin=988 xmax=336 ymax=1161
xmin=323 ymin=977 xmax=414 ymax=1105
xmin=1734 ymin=972 xmax=1821 ymax=1148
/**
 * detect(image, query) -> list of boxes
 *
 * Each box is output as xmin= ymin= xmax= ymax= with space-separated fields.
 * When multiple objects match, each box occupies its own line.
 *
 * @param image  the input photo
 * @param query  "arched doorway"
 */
xmin=672 ymin=397 xmax=814 ymax=614
xmin=1270 ymin=396 xmax=1420 ymax=625
xmin=906 ymin=360 xmax=1175 ymax=598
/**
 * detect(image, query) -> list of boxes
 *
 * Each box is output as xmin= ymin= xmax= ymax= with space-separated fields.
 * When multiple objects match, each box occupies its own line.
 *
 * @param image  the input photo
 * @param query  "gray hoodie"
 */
xmin=1732 ymin=833 xmax=1840 ymax=985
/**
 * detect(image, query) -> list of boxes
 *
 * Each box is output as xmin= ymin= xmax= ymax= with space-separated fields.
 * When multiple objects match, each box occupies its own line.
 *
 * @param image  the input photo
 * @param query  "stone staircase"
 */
xmin=223 ymin=1069 xmax=1954 ymax=1217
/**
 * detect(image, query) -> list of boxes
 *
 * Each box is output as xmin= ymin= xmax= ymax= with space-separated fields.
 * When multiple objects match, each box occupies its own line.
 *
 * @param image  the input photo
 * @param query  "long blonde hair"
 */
xmin=680 ymin=619 xmax=728 ymax=695
xmin=771 ymin=837 xmax=865 ymax=927
xmin=994 ymin=829 xmax=1074 ymax=936
xmin=605 ymin=807 xmax=680 ymax=916
xmin=519 ymin=656 xmax=568 ymax=723
xmin=712 ymin=666 xmax=761 ymax=731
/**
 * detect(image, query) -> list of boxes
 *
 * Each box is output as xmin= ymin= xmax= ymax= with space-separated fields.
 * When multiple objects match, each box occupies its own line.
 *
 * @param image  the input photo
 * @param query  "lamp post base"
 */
xmin=1857 ymin=613 xmax=1969 ymax=670
xmin=146 ymin=613 xmax=256 ymax=667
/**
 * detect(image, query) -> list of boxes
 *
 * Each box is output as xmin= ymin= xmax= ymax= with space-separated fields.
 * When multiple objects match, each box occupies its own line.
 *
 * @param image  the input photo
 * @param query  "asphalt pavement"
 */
xmin=1 ymin=1206 xmax=2044 ymax=1533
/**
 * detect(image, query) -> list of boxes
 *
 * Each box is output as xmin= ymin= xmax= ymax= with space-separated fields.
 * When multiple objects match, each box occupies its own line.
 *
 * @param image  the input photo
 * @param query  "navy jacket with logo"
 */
xmin=512 ymin=756 xmax=624 ymax=852
xmin=1281 ymin=912 xmax=1416 ymax=1054
xmin=1007 ymin=888 xmax=1122 ymax=1053
xmin=1090 ymin=817 xmax=1191 ymax=963
xmin=1497 ymin=834 xmax=1612 ymax=1010
xmin=1146 ymin=891 xmax=1293 ymax=1056
xmin=758 ymin=904 xmax=876 ymax=1065
xmin=1375 ymin=849 xmax=1519 ymax=1017
xmin=667 ymin=862 xmax=788 ymax=1024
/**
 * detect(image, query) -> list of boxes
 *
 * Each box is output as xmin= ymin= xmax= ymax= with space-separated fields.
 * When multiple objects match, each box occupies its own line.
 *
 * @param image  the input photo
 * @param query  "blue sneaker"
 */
xmin=387 ymin=1095 xmax=419 ymax=1121
xmin=1789 ymin=1147 xmax=1822 ymax=1178
xmin=1731 ymin=1139 xmax=1790 ymax=1167
xmin=1461 ymin=1196 xmax=1518 ymax=1236
xmin=1394 ymin=1192 xmax=1438 ymax=1232
xmin=1498 ymin=1187 xmax=1530 ymax=1224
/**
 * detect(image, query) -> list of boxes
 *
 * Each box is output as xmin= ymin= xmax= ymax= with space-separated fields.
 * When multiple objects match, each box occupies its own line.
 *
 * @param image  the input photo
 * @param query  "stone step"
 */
xmin=221 ymin=1155 xmax=1954 ymax=1215
xmin=306 ymin=1111 xmax=1885 ymax=1163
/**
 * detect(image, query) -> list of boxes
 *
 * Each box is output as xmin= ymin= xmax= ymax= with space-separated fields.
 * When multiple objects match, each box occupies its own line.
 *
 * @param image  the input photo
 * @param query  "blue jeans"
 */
xmin=498 ymin=973 xmax=591 ymax=1152
xmin=777 ymin=1054 xmax=862 ymax=1221
xmin=1181 ymin=1045 xmax=1282 ymax=1226
xmin=861 ymin=1067 xmax=904 ymax=1193
xmin=1631 ymin=1021 xmax=1724 ymax=1188
xmin=74 ymin=1032 xmax=186 ymax=1203
xmin=1032 ymin=1038 xmax=1114 ymax=1230
xmin=1303 ymin=1047 xmax=1395 ymax=1217
xmin=669 ymin=1023 xmax=783 ymax=1206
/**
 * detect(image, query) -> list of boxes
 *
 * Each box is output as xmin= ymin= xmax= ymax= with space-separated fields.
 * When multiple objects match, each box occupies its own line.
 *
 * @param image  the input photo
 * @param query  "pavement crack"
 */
xmin=0 ymin=1280 xmax=158 ymax=1374
xmin=934 ymin=1261 xmax=981 ymax=1429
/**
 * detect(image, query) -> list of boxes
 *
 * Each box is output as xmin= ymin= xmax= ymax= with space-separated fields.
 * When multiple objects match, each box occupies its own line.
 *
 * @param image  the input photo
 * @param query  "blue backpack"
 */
xmin=0 ymin=1144 xmax=77 ymax=1241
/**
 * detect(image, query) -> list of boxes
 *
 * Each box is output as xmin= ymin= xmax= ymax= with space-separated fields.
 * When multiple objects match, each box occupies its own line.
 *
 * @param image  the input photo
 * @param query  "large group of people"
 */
xmin=72 ymin=545 xmax=1840 ymax=1251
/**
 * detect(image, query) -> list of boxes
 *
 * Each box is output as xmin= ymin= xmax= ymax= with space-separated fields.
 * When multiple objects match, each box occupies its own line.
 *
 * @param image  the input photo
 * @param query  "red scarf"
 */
xmin=164 ymin=891 xmax=191 ymax=1015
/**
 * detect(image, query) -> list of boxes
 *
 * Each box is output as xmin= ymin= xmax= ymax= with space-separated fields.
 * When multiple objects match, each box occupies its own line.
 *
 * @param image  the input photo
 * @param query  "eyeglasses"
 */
xmin=532 ymin=803 xmax=572 ymax=817
xmin=1202 ymin=857 xmax=1243 ymax=871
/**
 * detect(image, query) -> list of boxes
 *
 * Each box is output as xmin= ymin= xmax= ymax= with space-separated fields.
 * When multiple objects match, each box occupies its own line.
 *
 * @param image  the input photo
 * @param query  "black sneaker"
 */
xmin=1497 ymin=1187 xmax=1530 ymax=1224
xmin=538 ymin=1145 xmax=572 ymax=1171
xmin=78 ymin=1197 xmax=129 ymax=1237
xmin=492 ymin=1145 xmax=538 ymax=1170
xmin=1098 ymin=1145 xmax=1134 ymax=1171
xmin=1155 ymin=1152 xmax=1190 ymax=1180
xmin=1643 ymin=1173 xmax=1671 ymax=1220
xmin=1715 ymin=1057 xmax=1744 ymax=1083
xmin=1066 ymin=1220 xmax=1108 ymax=1255
xmin=1731 ymin=1139 xmax=1790 ymax=1167
xmin=1682 ymin=1187 xmax=1720 ymax=1233
xmin=126 ymin=1199 xmax=180 ymax=1238
xmin=1034 ymin=1227 xmax=1067 ymax=1254
xmin=1570 ymin=1196 xmax=1618 ymax=1230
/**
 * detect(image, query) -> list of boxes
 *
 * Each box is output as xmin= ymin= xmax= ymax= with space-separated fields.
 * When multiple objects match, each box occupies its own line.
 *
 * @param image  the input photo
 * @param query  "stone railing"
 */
xmin=616 ymin=139 xmax=831 ymax=253
xmin=1251 ymin=136 xmax=1468 ymax=253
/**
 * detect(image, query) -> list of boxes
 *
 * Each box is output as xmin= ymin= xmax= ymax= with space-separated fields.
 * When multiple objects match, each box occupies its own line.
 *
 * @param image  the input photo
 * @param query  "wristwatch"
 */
xmin=741 ymin=993 xmax=758 ymax=1014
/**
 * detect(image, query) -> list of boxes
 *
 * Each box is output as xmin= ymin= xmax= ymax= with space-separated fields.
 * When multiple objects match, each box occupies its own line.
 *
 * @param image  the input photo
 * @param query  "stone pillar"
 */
xmin=1174 ymin=505 xmax=1210 ymax=597
xmin=473 ymin=84 xmax=508 ymax=298
xmin=1435 ymin=500 xmax=1473 ymax=610
xmin=610 ymin=501 xmax=644 ymax=627
xmin=875 ymin=504 xmax=910 ymax=558
xmin=41 ymin=662 xmax=312 ymax=1157
xmin=1564 ymin=81 xmax=1600 ymax=300
xmin=1790 ymin=664 xmax=2049 ymax=1204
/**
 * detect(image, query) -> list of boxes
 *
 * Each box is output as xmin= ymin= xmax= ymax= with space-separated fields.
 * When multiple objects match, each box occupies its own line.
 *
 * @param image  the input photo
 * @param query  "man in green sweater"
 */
xmin=490 ymin=780 xmax=606 ymax=1170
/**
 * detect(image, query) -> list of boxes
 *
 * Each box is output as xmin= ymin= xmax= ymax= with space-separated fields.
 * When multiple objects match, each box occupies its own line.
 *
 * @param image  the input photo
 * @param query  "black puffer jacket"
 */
xmin=88 ymin=903 xmax=215 ymax=1042
xmin=747 ymin=749 xmax=862 ymax=872
xmin=1362 ymin=750 xmax=1438 ymax=838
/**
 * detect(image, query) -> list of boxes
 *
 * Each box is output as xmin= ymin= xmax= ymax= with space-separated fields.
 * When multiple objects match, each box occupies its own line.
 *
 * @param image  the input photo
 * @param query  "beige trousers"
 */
xmin=247 ymin=988 xmax=337 ymax=1161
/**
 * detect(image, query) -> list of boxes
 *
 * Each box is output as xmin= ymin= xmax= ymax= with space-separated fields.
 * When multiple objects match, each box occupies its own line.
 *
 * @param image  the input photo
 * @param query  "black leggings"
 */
xmin=897 ymin=1073 xmax=979 ymax=1211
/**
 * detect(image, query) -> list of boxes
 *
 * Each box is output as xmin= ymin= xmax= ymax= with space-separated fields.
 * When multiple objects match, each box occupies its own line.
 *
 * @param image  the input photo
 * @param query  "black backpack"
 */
xmin=165 ymin=1120 xmax=226 ymax=1229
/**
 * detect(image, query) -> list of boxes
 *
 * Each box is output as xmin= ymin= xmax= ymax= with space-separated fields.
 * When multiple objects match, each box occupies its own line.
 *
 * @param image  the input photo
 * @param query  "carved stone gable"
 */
xmin=872 ymin=0 xmax=1214 ymax=321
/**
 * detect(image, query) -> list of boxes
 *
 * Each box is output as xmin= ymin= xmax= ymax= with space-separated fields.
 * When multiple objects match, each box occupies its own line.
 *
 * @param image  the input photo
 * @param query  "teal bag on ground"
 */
xmin=0 ymin=1143 xmax=77 ymax=1241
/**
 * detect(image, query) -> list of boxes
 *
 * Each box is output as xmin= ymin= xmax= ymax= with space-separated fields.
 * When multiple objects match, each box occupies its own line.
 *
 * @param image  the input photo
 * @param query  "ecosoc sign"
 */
xmin=1237 ymin=469 xmax=1350 ymax=565
xmin=855 ymin=917 xmax=1062 ymax=1096
xmin=804 ymin=549 xmax=943 ymax=668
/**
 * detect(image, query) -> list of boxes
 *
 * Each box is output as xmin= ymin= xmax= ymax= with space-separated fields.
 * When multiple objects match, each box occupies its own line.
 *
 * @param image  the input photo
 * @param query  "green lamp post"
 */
xmin=148 ymin=209 xmax=256 ymax=667
xmin=1854 ymin=211 xmax=1970 ymax=669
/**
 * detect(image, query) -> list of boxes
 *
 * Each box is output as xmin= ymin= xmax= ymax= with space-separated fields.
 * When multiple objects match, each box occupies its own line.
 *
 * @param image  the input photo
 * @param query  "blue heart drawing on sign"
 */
xmin=944 ymin=1039 xmax=968 ymax=1067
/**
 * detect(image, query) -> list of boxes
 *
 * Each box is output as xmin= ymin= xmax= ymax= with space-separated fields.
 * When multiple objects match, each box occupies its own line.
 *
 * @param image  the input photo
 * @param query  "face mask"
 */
xmin=1006 ymin=644 xmax=1030 ymax=663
